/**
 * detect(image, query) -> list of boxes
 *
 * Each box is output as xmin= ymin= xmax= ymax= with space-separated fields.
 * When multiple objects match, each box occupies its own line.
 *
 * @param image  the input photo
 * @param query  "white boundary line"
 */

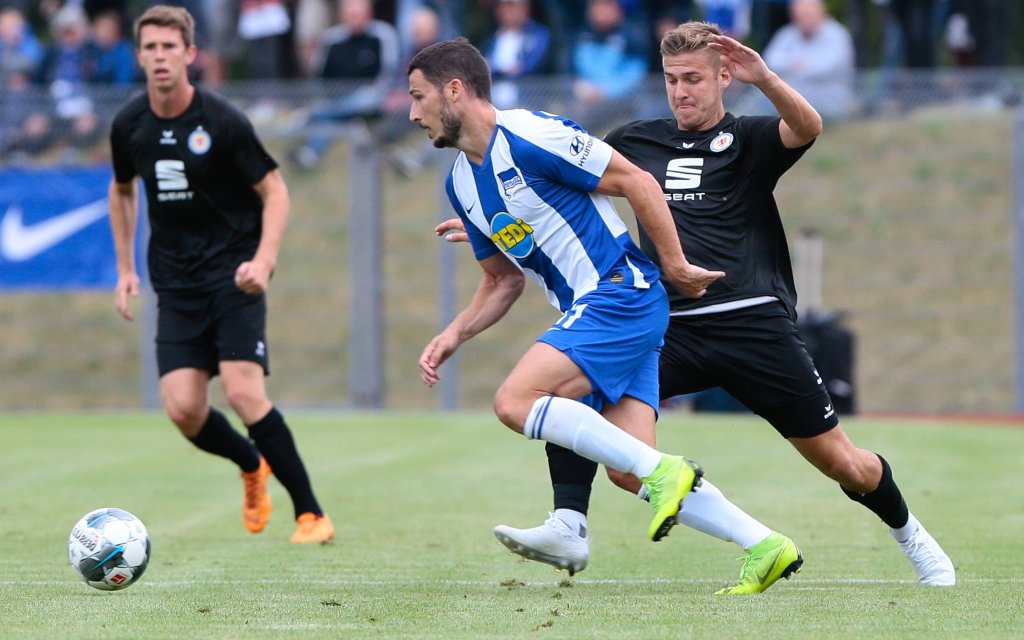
xmin=8 ymin=577 xmax=1020 ymax=587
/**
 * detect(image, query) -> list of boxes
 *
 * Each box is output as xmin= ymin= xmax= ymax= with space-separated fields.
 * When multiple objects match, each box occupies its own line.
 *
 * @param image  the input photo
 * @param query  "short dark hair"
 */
xmin=407 ymin=37 xmax=491 ymax=102
xmin=134 ymin=5 xmax=195 ymax=49
xmin=660 ymin=21 xmax=721 ymax=57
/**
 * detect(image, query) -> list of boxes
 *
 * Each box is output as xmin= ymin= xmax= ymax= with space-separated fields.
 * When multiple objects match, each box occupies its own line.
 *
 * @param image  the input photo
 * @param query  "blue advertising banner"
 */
xmin=0 ymin=166 xmax=118 ymax=290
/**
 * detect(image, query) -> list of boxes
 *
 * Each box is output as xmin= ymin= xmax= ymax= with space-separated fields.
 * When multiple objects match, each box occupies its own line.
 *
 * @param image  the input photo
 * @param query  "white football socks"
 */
xmin=638 ymin=479 xmax=772 ymax=550
xmin=524 ymin=396 xmax=662 ymax=478
xmin=890 ymin=511 xmax=920 ymax=543
xmin=554 ymin=508 xmax=589 ymax=537
xmin=676 ymin=479 xmax=773 ymax=549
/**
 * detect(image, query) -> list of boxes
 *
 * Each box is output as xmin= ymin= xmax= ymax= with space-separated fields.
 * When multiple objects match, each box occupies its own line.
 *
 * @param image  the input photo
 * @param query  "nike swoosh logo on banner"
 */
xmin=0 ymin=200 xmax=109 ymax=262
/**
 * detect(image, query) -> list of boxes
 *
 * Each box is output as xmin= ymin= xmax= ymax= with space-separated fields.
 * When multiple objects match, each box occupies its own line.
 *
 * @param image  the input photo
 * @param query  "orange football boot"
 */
xmin=241 ymin=457 xmax=272 ymax=533
xmin=290 ymin=513 xmax=335 ymax=544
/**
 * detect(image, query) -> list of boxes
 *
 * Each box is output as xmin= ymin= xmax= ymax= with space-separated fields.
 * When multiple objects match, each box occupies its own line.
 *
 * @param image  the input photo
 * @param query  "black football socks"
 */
xmin=247 ymin=407 xmax=323 ymax=519
xmin=546 ymin=442 xmax=599 ymax=515
xmin=841 ymin=453 xmax=910 ymax=529
xmin=189 ymin=407 xmax=261 ymax=472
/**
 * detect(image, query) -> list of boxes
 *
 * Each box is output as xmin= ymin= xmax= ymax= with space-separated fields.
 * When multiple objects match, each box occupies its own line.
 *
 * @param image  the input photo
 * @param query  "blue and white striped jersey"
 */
xmin=445 ymin=108 xmax=660 ymax=313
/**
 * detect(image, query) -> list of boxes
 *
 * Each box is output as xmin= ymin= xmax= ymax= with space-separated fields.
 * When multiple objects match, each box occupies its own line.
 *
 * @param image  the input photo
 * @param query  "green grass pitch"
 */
xmin=1 ymin=411 xmax=1021 ymax=639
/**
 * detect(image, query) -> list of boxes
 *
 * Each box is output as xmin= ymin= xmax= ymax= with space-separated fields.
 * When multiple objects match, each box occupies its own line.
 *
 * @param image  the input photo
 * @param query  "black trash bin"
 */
xmin=797 ymin=309 xmax=857 ymax=416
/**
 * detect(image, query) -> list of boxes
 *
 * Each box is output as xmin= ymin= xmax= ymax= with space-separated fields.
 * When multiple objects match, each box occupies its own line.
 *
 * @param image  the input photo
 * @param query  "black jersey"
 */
xmin=604 ymin=113 xmax=811 ymax=315
xmin=109 ymin=88 xmax=277 ymax=293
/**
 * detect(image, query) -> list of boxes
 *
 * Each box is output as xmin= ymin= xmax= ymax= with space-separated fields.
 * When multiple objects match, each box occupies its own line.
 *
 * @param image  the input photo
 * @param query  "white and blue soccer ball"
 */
xmin=68 ymin=508 xmax=150 ymax=591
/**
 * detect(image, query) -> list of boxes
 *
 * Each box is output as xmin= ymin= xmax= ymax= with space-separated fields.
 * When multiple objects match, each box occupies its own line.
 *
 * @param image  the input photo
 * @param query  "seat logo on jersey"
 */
xmin=665 ymin=158 xmax=703 ymax=189
xmin=710 ymin=132 xmax=734 ymax=152
xmin=155 ymin=160 xmax=194 ymax=201
xmin=188 ymin=126 xmax=211 ymax=155
xmin=498 ymin=167 xmax=524 ymax=198
xmin=490 ymin=211 xmax=535 ymax=258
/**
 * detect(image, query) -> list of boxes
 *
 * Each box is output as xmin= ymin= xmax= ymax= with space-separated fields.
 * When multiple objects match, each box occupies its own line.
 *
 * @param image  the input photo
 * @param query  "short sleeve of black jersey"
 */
xmin=217 ymin=96 xmax=278 ymax=186
xmin=602 ymin=121 xmax=634 ymax=149
xmin=109 ymin=95 xmax=147 ymax=183
xmin=736 ymin=115 xmax=813 ymax=181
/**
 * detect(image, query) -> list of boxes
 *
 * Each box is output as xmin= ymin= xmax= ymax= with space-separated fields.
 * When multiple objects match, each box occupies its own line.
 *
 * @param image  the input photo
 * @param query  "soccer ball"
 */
xmin=68 ymin=508 xmax=150 ymax=591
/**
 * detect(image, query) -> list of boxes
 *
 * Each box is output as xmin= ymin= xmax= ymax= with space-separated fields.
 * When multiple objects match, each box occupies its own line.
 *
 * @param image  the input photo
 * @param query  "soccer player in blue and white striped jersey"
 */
xmin=409 ymin=38 xmax=723 ymax=544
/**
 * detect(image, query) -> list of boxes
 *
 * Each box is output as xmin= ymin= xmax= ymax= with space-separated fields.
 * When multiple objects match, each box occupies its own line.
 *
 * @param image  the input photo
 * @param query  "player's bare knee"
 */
xmin=165 ymin=402 xmax=206 ymax=436
xmin=822 ymin=455 xmax=875 ymax=492
xmin=492 ymin=392 xmax=527 ymax=434
xmin=222 ymin=382 xmax=262 ymax=418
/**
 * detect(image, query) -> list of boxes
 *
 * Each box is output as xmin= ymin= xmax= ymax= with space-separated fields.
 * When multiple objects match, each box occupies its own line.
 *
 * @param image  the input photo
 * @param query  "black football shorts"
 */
xmin=659 ymin=301 xmax=839 ymax=439
xmin=155 ymin=285 xmax=269 ymax=377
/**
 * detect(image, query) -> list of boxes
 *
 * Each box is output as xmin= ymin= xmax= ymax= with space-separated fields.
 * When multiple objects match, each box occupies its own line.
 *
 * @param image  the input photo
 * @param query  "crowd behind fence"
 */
xmin=2 ymin=67 xmax=1023 ymax=165
xmin=0 ymin=68 xmax=1020 ymax=415
xmin=3 ymin=0 xmax=1024 ymax=163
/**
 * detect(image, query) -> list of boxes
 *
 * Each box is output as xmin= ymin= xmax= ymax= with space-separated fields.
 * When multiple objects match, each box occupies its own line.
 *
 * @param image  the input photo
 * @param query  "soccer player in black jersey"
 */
xmin=107 ymin=5 xmax=333 ymax=543
xmin=449 ymin=21 xmax=955 ymax=590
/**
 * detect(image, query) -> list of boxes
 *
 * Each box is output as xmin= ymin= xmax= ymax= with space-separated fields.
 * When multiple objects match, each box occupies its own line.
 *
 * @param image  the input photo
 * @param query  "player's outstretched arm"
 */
xmin=419 ymin=254 xmax=524 ymax=386
xmin=108 ymin=178 xmax=140 ymax=321
xmin=708 ymin=34 xmax=822 ymax=148
xmin=595 ymin=152 xmax=724 ymax=297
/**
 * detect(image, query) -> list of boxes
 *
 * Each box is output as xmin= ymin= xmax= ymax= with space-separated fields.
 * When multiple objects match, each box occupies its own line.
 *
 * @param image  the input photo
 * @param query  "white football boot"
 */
xmin=892 ymin=514 xmax=956 ymax=586
xmin=494 ymin=513 xmax=591 ymax=576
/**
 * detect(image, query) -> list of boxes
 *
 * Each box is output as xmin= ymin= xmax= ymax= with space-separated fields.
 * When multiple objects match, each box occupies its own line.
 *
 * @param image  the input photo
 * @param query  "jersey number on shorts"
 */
xmin=555 ymin=303 xmax=589 ymax=329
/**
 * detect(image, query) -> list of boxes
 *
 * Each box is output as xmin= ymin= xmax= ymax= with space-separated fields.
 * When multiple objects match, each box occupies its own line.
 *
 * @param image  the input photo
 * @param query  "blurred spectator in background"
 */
xmin=396 ymin=0 xmax=462 ymax=46
xmin=404 ymin=3 xmax=443 ymax=60
xmin=696 ymin=0 xmax=751 ymax=40
xmin=950 ymin=0 xmax=1008 ymax=68
xmin=313 ymin=0 xmax=398 ymax=83
xmin=290 ymin=0 xmax=399 ymax=169
xmin=234 ymin=0 xmax=299 ymax=79
xmin=942 ymin=10 xmax=974 ymax=67
xmin=35 ymin=3 xmax=101 ymax=155
xmin=82 ymin=0 xmax=130 ymax=25
xmin=649 ymin=0 xmax=696 ymax=23
xmin=196 ymin=0 xmax=234 ymax=83
xmin=380 ymin=3 xmax=442 ymax=121
xmin=294 ymin=0 xmax=331 ymax=75
xmin=481 ymin=0 xmax=551 ymax=108
xmin=380 ymin=3 xmax=443 ymax=177
xmin=538 ymin=0 xmax=584 ymax=73
xmin=200 ymin=0 xmax=297 ymax=95
xmin=750 ymin=0 xmax=789 ymax=49
xmin=86 ymin=8 xmax=136 ymax=84
xmin=570 ymin=0 xmax=647 ymax=133
xmin=386 ymin=2 xmax=441 ymax=112
xmin=647 ymin=0 xmax=695 ymax=71
xmin=0 ymin=6 xmax=51 ymax=159
xmin=0 ymin=4 xmax=42 ymax=65
xmin=942 ymin=0 xmax=1014 ymax=106
xmin=889 ymin=0 xmax=937 ymax=67
xmin=759 ymin=0 xmax=855 ymax=119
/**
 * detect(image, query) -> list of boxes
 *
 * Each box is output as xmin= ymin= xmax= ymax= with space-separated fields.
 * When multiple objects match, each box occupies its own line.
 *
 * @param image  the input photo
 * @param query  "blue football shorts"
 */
xmin=538 ymin=280 xmax=668 ymax=411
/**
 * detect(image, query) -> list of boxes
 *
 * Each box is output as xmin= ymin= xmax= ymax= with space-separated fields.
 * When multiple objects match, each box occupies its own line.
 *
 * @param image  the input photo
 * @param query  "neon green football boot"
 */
xmin=641 ymin=455 xmax=703 ymax=541
xmin=716 ymin=532 xmax=803 ymax=595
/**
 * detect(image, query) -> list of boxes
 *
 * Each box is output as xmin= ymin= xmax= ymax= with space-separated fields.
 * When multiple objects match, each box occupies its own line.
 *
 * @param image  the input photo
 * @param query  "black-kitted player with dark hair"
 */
xmin=108 ymin=4 xmax=333 ymax=543
xmin=485 ymin=21 xmax=955 ymax=591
